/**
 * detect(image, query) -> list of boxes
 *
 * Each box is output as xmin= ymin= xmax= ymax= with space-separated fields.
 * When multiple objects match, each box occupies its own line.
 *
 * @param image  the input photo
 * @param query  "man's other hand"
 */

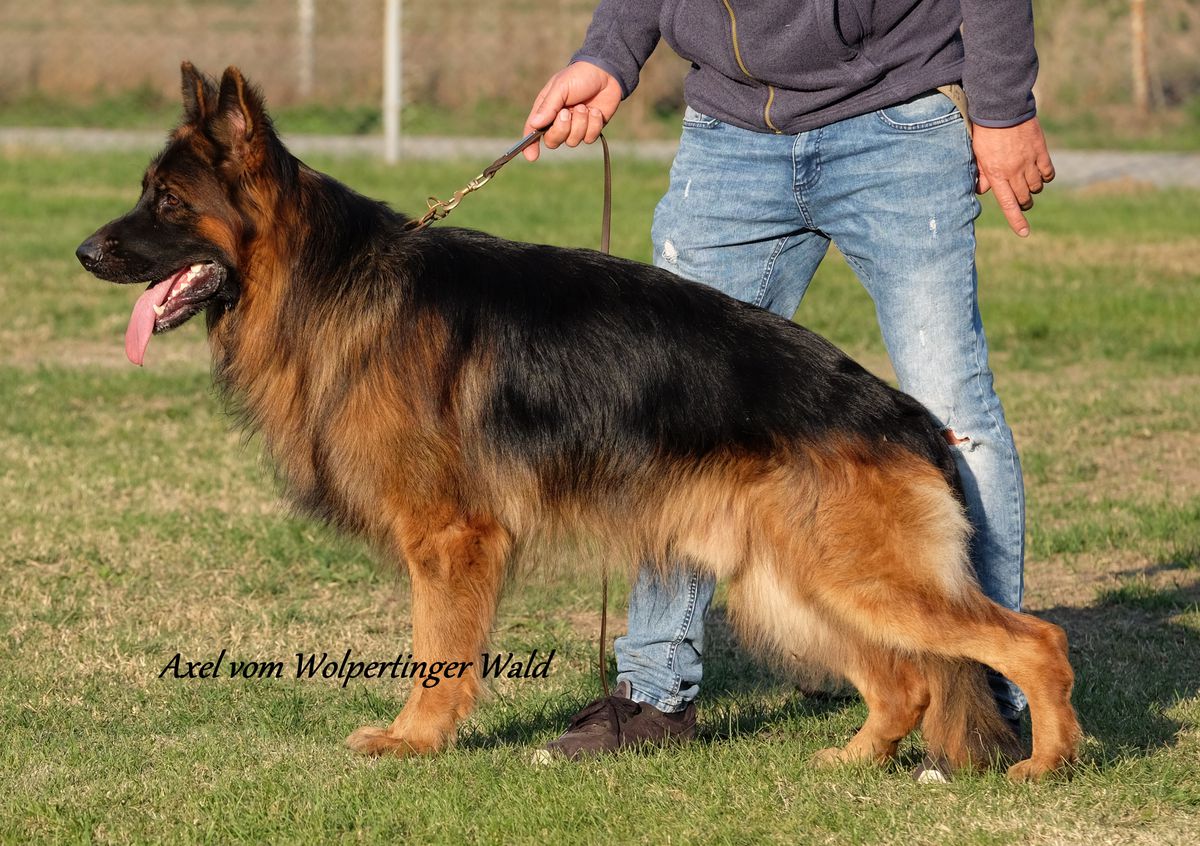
xmin=523 ymin=62 xmax=623 ymax=162
xmin=972 ymin=117 xmax=1055 ymax=237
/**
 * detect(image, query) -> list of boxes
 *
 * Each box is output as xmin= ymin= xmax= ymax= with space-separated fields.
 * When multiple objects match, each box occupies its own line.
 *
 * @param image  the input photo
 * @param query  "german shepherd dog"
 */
xmin=77 ymin=64 xmax=1081 ymax=781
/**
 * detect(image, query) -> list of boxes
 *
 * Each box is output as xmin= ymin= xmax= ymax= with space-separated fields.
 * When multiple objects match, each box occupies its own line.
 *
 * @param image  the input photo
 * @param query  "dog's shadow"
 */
xmin=457 ymin=605 xmax=854 ymax=752
xmin=461 ymin=553 xmax=1200 ymax=763
xmin=1038 ymin=556 xmax=1200 ymax=764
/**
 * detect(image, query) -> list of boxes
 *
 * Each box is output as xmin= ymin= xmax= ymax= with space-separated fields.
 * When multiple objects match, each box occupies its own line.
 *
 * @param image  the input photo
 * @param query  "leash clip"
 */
xmin=408 ymin=130 xmax=549 ymax=232
xmin=465 ymin=172 xmax=494 ymax=193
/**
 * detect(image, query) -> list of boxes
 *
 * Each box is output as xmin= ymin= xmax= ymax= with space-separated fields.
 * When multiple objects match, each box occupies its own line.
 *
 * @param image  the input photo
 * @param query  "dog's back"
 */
xmin=413 ymin=226 xmax=961 ymax=485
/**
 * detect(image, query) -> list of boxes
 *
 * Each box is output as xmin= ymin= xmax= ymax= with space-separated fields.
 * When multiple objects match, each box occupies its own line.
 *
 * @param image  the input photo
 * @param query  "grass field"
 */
xmin=1 ymin=146 xmax=1198 ymax=845
xmin=4 ymin=92 xmax=1200 ymax=151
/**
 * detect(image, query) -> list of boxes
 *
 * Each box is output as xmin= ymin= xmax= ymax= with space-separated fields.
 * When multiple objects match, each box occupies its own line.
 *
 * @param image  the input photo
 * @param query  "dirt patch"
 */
xmin=1025 ymin=548 xmax=1199 ymax=611
xmin=1073 ymin=177 xmax=1160 ymax=198
xmin=1 ymin=334 xmax=211 ymax=370
xmin=978 ymin=229 xmax=1200 ymax=282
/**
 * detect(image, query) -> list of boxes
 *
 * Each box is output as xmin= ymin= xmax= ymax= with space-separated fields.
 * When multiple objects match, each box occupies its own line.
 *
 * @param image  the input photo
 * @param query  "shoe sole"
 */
xmin=531 ymin=748 xmax=556 ymax=766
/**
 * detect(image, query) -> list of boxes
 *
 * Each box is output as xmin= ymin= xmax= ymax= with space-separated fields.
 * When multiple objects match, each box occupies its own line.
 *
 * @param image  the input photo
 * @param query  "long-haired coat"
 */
xmin=75 ymin=64 xmax=1081 ymax=781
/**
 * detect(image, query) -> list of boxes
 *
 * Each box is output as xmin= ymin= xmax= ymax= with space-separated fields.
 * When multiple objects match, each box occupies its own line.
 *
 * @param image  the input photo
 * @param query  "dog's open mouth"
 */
xmin=125 ymin=261 xmax=224 ymax=365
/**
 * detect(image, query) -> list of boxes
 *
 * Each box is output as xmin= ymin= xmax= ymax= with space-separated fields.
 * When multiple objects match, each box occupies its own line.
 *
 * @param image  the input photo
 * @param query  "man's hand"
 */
xmin=522 ymin=62 xmax=623 ymax=162
xmin=971 ymin=117 xmax=1055 ymax=237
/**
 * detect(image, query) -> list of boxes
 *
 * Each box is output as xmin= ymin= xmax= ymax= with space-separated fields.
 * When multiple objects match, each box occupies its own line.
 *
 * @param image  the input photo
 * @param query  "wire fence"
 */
xmin=0 ymin=0 xmax=687 ymax=134
xmin=1 ymin=0 xmax=1197 ymax=139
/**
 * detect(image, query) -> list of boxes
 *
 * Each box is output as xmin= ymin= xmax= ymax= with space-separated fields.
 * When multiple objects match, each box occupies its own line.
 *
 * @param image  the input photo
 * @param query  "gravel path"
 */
xmin=2 ymin=126 xmax=1196 ymax=188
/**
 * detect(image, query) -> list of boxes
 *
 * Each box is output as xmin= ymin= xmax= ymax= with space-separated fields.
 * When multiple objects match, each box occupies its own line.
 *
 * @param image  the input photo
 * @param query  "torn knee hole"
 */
xmin=943 ymin=428 xmax=971 ymax=447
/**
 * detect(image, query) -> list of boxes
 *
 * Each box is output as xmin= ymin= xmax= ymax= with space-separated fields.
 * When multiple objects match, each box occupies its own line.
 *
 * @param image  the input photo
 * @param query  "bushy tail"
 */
xmin=920 ymin=657 xmax=1023 ymax=771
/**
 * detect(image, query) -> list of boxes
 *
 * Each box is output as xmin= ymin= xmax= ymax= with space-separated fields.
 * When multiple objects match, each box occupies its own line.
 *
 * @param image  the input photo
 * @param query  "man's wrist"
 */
xmin=970 ymin=109 xmax=1038 ymax=130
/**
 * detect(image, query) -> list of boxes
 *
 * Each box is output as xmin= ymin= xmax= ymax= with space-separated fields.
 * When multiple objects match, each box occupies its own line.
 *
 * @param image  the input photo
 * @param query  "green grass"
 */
xmin=0 ymin=90 xmax=683 ymax=143
xmin=6 ymin=88 xmax=1200 ymax=151
xmin=1039 ymin=104 xmax=1200 ymax=153
xmin=1 ymin=148 xmax=1198 ymax=844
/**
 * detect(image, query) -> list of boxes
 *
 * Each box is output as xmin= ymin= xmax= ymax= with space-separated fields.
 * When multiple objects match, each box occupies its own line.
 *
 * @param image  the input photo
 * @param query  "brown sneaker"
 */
xmin=534 ymin=681 xmax=697 ymax=762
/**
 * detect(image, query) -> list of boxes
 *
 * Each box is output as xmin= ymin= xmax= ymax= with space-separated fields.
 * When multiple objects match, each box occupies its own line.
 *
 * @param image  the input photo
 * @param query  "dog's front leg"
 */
xmin=347 ymin=509 xmax=510 ymax=757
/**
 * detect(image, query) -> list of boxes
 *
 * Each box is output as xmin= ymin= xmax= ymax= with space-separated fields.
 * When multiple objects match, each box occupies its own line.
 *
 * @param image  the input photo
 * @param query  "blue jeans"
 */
xmin=614 ymin=91 xmax=1028 ymax=720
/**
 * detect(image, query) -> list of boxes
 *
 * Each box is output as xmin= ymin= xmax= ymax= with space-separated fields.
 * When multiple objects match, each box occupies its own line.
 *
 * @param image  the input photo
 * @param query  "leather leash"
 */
xmin=407 ymin=129 xmax=612 ymax=256
xmin=405 ymin=129 xmax=615 ymax=698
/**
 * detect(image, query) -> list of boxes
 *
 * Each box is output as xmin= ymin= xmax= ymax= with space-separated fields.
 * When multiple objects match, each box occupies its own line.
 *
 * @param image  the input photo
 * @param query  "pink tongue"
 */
xmin=124 ymin=271 xmax=183 ymax=366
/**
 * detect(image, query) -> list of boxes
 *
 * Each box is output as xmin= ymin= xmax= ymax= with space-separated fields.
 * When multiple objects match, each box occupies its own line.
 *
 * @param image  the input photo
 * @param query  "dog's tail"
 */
xmin=920 ymin=656 xmax=1022 ymax=771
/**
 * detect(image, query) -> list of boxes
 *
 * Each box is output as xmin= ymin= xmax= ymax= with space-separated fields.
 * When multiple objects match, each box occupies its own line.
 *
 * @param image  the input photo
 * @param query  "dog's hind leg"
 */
xmin=950 ymin=610 xmax=1079 ymax=782
xmin=810 ymin=519 xmax=1080 ymax=778
xmin=346 ymin=505 xmax=510 ymax=757
xmin=810 ymin=646 xmax=930 ymax=767
xmin=790 ymin=452 xmax=1080 ymax=780
xmin=846 ymin=600 xmax=1078 ymax=781
xmin=727 ymin=567 xmax=927 ymax=768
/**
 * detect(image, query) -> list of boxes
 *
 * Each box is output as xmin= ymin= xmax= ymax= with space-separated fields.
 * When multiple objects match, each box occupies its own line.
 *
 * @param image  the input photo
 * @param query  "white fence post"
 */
xmin=297 ymin=0 xmax=315 ymax=99
xmin=383 ymin=0 xmax=403 ymax=163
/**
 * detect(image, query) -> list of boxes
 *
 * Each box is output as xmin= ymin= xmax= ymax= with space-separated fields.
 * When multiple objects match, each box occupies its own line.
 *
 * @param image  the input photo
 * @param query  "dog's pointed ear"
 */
xmin=208 ymin=66 xmax=271 ymax=171
xmin=180 ymin=61 xmax=217 ymax=125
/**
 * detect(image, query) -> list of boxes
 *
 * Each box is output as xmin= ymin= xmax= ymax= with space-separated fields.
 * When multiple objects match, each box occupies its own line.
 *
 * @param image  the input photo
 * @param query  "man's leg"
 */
xmin=544 ymin=112 xmax=826 ymax=756
xmin=804 ymin=91 xmax=1027 ymax=720
xmin=616 ymin=112 xmax=830 ymax=714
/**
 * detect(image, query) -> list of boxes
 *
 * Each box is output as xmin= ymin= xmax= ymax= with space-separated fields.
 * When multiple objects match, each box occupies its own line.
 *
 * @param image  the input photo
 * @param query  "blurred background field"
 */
xmin=0 ymin=0 xmax=1198 ymax=150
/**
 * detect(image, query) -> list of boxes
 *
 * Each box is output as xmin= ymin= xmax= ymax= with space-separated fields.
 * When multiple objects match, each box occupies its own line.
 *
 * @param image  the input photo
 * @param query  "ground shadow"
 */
xmin=1038 ymin=567 xmax=1200 ymax=763
xmin=457 ymin=604 xmax=854 ymax=751
xmin=461 ymin=560 xmax=1199 ymax=760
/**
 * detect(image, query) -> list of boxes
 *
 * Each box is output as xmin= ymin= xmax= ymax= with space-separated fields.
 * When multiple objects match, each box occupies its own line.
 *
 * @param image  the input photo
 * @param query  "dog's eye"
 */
xmin=160 ymin=193 xmax=181 ymax=210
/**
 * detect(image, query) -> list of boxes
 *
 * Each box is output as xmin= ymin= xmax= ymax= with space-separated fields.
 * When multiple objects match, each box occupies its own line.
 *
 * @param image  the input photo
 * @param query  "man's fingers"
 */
xmin=1038 ymin=152 xmax=1056 ymax=183
xmin=1025 ymin=164 xmax=1045 ymax=195
xmin=976 ymin=169 xmax=991 ymax=195
xmin=990 ymin=178 xmax=1030 ymax=237
xmin=525 ymin=105 xmax=606 ymax=160
xmin=1011 ymin=173 xmax=1034 ymax=211
xmin=522 ymin=79 xmax=559 ymax=161
xmin=526 ymin=79 xmax=566 ymax=132
xmin=542 ymin=109 xmax=572 ymax=150
xmin=583 ymin=108 xmax=605 ymax=144
xmin=990 ymin=166 xmax=1035 ymax=210
xmin=564 ymin=105 xmax=590 ymax=147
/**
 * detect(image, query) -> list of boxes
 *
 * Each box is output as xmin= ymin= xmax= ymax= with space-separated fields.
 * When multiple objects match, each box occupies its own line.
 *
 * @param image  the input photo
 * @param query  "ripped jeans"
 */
xmin=614 ymin=91 xmax=1028 ymax=720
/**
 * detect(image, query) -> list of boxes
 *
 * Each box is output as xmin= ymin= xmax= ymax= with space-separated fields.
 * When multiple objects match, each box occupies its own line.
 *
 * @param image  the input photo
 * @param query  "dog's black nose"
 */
xmin=76 ymin=236 xmax=105 ymax=270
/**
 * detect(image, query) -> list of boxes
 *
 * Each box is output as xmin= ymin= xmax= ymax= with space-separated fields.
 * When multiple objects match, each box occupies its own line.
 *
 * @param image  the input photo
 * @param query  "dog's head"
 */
xmin=76 ymin=62 xmax=289 ymax=365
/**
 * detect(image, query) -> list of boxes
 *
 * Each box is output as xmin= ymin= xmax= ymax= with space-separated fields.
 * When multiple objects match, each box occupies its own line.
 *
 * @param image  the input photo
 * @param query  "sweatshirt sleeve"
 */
xmin=569 ymin=0 xmax=664 ymax=99
xmin=959 ymin=0 xmax=1039 ymax=127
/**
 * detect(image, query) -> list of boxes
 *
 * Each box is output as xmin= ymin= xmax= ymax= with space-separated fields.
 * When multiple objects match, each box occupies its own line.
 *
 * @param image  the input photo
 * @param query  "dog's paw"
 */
xmin=345 ymin=725 xmax=441 ymax=757
xmin=810 ymin=746 xmax=851 ymax=767
xmin=1006 ymin=757 xmax=1056 ymax=783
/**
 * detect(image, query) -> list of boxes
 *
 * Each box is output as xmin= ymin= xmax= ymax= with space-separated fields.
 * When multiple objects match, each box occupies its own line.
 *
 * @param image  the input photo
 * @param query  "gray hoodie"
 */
xmin=571 ymin=0 xmax=1038 ymax=133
